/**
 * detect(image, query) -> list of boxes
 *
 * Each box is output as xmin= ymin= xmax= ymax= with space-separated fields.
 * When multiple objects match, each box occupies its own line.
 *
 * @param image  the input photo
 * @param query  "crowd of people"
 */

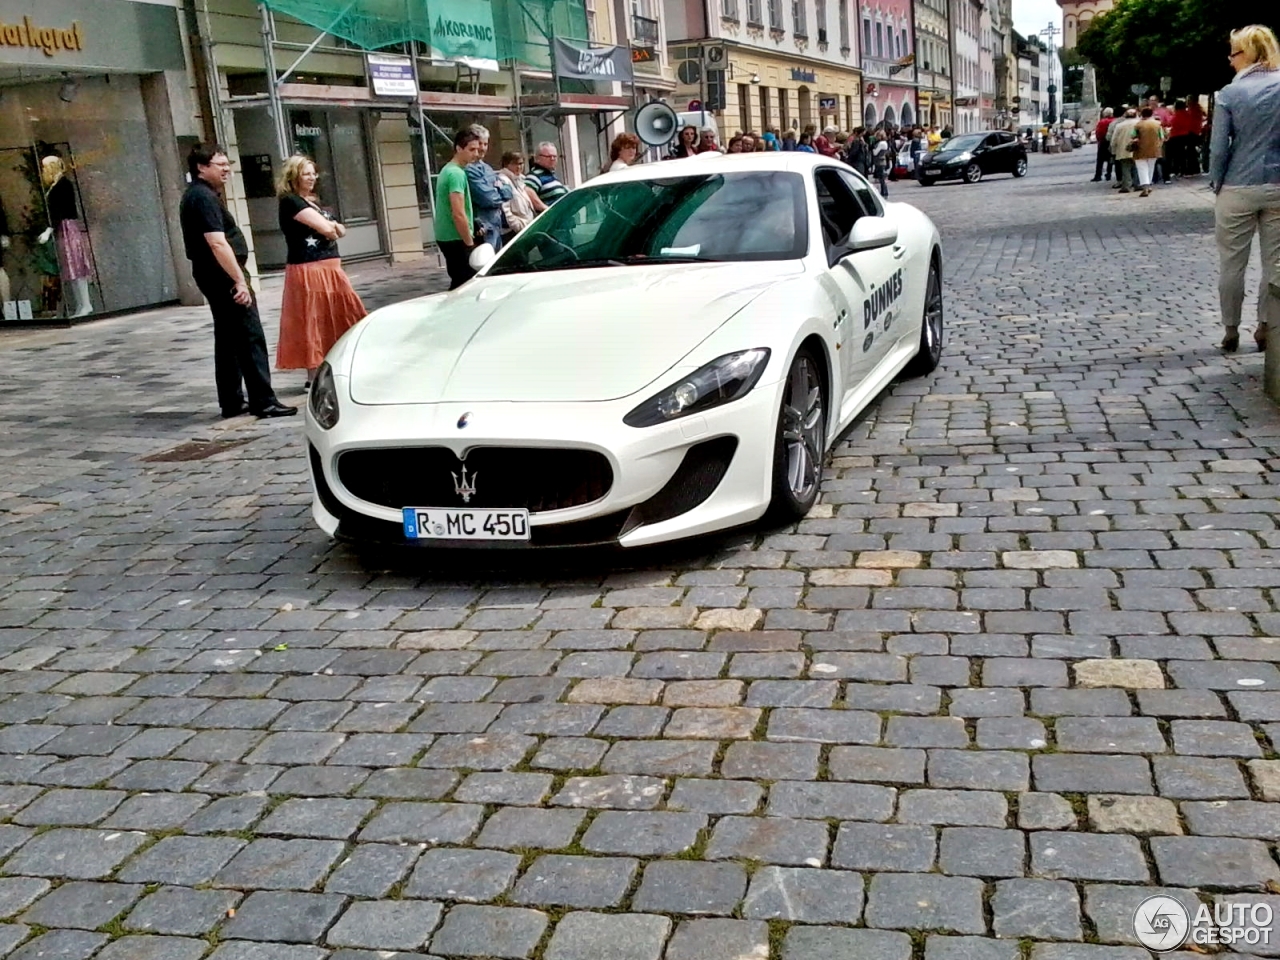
xmin=1090 ymin=95 xmax=1209 ymax=195
xmin=665 ymin=120 xmax=952 ymax=199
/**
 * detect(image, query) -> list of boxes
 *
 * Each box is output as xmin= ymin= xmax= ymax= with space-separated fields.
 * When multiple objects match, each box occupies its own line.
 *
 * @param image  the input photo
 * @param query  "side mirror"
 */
xmin=846 ymin=217 xmax=898 ymax=252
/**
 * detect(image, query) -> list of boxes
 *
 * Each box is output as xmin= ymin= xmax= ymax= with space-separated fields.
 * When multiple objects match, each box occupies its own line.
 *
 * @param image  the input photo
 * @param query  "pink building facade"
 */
xmin=856 ymin=0 xmax=918 ymax=129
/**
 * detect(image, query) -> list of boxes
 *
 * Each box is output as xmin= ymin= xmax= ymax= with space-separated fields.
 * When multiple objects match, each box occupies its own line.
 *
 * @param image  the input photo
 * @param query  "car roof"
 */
xmin=595 ymin=151 xmax=844 ymax=184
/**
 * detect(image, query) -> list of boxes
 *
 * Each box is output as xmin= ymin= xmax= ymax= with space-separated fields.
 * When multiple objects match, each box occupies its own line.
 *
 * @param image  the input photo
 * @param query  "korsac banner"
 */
xmin=554 ymin=37 xmax=633 ymax=82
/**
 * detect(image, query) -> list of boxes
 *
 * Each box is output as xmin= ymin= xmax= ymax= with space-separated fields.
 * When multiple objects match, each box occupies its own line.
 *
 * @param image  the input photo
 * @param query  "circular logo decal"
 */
xmin=1133 ymin=895 xmax=1191 ymax=952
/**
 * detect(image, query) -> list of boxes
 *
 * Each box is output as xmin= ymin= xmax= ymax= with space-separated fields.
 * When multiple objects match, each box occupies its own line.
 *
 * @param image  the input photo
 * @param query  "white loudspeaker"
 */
xmin=635 ymin=101 xmax=679 ymax=147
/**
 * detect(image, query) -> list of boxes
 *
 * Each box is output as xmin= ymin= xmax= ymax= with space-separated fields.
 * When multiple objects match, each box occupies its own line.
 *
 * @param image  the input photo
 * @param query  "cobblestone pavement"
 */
xmin=2 ymin=148 xmax=1280 ymax=960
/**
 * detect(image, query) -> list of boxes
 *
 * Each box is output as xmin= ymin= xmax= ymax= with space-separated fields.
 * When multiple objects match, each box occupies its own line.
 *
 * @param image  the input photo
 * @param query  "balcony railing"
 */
xmin=631 ymin=14 xmax=660 ymax=45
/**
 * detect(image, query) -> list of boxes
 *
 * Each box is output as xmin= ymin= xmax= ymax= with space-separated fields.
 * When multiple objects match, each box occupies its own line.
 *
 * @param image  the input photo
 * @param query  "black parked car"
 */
xmin=918 ymin=131 xmax=1028 ymax=186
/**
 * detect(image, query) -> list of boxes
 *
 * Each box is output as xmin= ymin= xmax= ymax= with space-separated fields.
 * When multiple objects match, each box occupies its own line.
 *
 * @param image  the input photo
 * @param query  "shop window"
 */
xmin=739 ymin=85 xmax=751 ymax=133
xmin=288 ymin=108 xmax=376 ymax=223
xmin=0 ymin=143 xmax=100 ymax=322
xmin=760 ymin=86 xmax=772 ymax=129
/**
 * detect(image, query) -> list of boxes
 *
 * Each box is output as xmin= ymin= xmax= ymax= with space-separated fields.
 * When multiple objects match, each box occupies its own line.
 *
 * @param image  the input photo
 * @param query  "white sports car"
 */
xmin=305 ymin=152 xmax=943 ymax=548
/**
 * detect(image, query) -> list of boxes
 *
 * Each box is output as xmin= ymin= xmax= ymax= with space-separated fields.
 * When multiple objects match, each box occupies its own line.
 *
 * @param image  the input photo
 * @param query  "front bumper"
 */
xmin=919 ymin=163 xmax=965 ymax=181
xmin=305 ymin=381 xmax=782 ymax=549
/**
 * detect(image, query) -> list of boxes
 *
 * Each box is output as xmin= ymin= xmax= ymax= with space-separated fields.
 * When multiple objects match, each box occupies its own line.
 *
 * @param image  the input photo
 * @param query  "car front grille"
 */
xmin=336 ymin=446 xmax=613 ymax=514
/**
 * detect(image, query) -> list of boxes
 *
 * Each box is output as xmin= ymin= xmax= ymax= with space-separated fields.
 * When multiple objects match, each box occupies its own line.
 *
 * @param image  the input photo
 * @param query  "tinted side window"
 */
xmin=814 ymin=168 xmax=862 ymax=250
xmin=838 ymin=169 xmax=883 ymax=218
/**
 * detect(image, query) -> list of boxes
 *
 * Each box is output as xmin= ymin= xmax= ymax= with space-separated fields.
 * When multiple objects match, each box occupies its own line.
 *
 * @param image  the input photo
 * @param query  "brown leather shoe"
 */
xmin=1256 ymin=330 xmax=1267 ymax=351
xmin=1221 ymin=331 xmax=1240 ymax=352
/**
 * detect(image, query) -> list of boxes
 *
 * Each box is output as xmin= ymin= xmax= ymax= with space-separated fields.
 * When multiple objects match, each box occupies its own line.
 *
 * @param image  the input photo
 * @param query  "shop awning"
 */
xmin=259 ymin=0 xmax=589 ymax=70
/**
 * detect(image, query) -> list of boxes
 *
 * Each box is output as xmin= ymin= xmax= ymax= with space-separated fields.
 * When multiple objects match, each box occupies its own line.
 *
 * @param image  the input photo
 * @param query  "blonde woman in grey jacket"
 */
xmin=1210 ymin=24 xmax=1280 ymax=352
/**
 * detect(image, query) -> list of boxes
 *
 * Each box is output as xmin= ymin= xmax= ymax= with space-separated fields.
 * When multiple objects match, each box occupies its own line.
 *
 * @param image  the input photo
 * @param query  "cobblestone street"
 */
xmin=4 ymin=147 xmax=1280 ymax=959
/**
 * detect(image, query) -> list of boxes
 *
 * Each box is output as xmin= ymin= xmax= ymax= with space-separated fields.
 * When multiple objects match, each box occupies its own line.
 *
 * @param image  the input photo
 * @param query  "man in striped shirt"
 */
xmin=524 ymin=142 xmax=569 ymax=206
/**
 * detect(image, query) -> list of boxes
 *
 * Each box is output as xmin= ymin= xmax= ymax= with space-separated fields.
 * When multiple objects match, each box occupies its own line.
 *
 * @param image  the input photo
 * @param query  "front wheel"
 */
xmin=905 ymin=259 xmax=944 ymax=377
xmin=962 ymin=163 xmax=983 ymax=184
xmin=1013 ymin=157 xmax=1028 ymax=178
xmin=768 ymin=348 xmax=826 ymax=523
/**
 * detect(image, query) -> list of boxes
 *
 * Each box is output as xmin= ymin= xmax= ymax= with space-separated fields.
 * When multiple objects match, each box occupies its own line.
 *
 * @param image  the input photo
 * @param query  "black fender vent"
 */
xmin=624 ymin=436 xmax=739 ymax=533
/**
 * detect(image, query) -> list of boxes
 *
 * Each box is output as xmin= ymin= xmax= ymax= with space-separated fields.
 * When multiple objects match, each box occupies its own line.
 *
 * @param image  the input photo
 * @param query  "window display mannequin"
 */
xmin=37 ymin=155 xmax=94 ymax=318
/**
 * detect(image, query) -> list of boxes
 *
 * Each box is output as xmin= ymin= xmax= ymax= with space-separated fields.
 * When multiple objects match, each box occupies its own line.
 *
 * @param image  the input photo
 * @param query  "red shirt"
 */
xmin=1153 ymin=106 xmax=1174 ymax=127
xmin=1169 ymin=109 xmax=1201 ymax=138
xmin=814 ymin=135 xmax=839 ymax=157
xmin=1095 ymin=116 xmax=1114 ymax=140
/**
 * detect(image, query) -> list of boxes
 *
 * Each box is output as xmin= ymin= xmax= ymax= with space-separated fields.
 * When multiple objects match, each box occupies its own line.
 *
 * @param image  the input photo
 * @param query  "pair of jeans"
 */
xmin=1216 ymin=183 xmax=1280 ymax=334
xmin=193 ymin=266 xmax=278 ymax=416
xmin=874 ymin=167 xmax=889 ymax=197
xmin=438 ymin=239 xmax=476 ymax=290
xmin=1094 ymin=142 xmax=1113 ymax=180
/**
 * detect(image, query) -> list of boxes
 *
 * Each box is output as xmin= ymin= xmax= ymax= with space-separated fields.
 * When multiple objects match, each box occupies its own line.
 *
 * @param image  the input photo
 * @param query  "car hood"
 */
xmin=347 ymin=262 xmax=797 ymax=405
xmin=928 ymin=149 xmax=972 ymax=163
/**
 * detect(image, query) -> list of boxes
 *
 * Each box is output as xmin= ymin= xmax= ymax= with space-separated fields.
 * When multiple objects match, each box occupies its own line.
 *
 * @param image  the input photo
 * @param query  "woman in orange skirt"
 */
xmin=276 ymin=155 xmax=366 ymax=382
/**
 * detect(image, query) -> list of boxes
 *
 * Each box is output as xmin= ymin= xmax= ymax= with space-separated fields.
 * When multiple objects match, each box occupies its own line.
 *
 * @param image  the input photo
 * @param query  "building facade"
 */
xmin=989 ymin=0 xmax=1015 ymax=129
xmin=0 ymin=0 xmax=197 ymax=323
xmin=913 ymin=0 xmax=951 ymax=130
xmin=977 ymin=0 xmax=994 ymax=127
xmin=1057 ymin=0 xmax=1112 ymax=49
xmin=856 ymin=0 xmax=918 ymax=130
xmin=950 ymin=0 xmax=980 ymax=132
xmin=663 ymin=0 xmax=865 ymax=139
xmin=1014 ymin=31 xmax=1042 ymax=129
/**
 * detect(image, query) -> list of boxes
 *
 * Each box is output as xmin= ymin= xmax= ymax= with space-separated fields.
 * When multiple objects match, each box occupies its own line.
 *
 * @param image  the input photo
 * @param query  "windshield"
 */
xmin=488 ymin=171 xmax=809 ymax=275
xmin=938 ymin=134 xmax=985 ymax=151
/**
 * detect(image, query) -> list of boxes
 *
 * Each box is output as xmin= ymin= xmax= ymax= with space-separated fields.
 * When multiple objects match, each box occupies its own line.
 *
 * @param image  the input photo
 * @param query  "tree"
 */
xmin=1077 ymin=0 xmax=1279 ymax=105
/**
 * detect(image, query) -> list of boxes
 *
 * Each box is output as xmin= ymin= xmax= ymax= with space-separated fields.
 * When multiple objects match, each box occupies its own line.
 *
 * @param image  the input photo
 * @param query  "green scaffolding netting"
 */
xmin=262 ymin=0 xmax=589 ymax=70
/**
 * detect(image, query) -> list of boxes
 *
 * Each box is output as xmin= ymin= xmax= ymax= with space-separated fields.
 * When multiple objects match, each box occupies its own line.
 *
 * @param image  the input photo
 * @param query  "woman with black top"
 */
xmin=275 ymin=155 xmax=366 ymax=381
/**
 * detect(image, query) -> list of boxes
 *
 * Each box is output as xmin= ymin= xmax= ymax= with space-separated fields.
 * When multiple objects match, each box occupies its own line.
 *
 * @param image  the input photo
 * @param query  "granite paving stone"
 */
xmin=543 ymin=911 xmax=671 ymax=960
xmin=427 ymin=904 xmax=547 ymax=958
xmin=220 ymin=890 xmax=346 ymax=943
xmin=631 ymin=860 xmax=747 ymax=915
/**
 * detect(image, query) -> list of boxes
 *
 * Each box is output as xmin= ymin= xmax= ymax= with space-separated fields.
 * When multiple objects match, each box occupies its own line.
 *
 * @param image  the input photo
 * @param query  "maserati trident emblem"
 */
xmin=457 ymin=412 xmax=471 ymax=429
xmin=452 ymin=465 xmax=478 ymax=503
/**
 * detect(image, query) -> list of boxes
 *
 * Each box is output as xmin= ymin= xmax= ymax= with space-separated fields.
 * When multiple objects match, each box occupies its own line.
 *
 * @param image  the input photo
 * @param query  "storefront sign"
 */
xmin=0 ymin=0 xmax=182 ymax=70
xmin=631 ymin=46 xmax=655 ymax=63
xmin=554 ymin=38 xmax=634 ymax=82
xmin=0 ymin=16 xmax=82 ymax=56
xmin=367 ymin=53 xmax=417 ymax=98
xmin=790 ymin=67 xmax=816 ymax=83
xmin=295 ymin=124 xmax=323 ymax=137
xmin=819 ymin=96 xmax=837 ymax=111
xmin=427 ymin=0 xmax=497 ymax=61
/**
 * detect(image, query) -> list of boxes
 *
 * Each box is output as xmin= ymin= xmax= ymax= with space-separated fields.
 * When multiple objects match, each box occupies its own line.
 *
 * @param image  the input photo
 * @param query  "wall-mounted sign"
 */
xmin=0 ymin=0 xmax=182 ymax=70
xmin=554 ymin=37 xmax=634 ymax=82
xmin=790 ymin=67 xmax=816 ymax=83
xmin=295 ymin=124 xmax=323 ymax=137
xmin=0 ymin=16 xmax=82 ymax=56
xmin=819 ymin=96 xmax=837 ymax=111
xmin=631 ymin=45 xmax=655 ymax=63
xmin=367 ymin=53 xmax=417 ymax=97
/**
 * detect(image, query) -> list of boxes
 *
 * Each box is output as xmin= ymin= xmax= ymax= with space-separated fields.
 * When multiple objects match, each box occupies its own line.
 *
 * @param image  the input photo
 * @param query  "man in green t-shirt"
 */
xmin=435 ymin=127 xmax=486 ymax=289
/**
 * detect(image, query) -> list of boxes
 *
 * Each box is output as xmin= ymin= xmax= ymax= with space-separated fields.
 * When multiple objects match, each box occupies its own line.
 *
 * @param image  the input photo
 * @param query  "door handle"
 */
xmin=892 ymin=244 xmax=906 ymax=259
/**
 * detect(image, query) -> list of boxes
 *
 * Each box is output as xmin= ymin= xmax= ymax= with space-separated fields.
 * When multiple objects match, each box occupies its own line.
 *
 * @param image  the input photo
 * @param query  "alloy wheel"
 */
xmin=963 ymin=163 xmax=983 ymax=184
xmin=924 ymin=265 xmax=944 ymax=365
xmin=781 ymin=355 xmax=824 ymax=503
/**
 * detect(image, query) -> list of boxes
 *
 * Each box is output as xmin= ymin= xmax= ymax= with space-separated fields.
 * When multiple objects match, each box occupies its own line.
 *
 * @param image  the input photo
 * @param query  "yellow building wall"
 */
xmin=374 ymin=118 xmax=425 ymax=262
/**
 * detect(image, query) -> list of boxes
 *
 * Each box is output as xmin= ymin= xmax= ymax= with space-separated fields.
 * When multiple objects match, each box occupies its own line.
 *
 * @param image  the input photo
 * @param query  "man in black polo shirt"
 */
xmin=179 ymin=144 xmax=294 ymax=419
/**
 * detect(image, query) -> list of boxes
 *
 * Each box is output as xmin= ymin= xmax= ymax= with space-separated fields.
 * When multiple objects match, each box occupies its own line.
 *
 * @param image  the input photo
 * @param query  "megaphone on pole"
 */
xmin=635 ymin=101 xmax=679 ymax=147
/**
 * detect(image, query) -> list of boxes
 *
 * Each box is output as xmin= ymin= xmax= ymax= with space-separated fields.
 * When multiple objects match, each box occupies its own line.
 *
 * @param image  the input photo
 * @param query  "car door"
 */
xmin=813 ymin=167 xmax=903 ymax=419
xmin=975 ymin=134 xmax=1002 ymax=174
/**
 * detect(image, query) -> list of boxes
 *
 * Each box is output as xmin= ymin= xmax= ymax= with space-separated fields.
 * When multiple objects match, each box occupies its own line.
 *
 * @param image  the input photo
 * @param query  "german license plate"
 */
xmin=402 ymin=507 xmax=530 ymax=541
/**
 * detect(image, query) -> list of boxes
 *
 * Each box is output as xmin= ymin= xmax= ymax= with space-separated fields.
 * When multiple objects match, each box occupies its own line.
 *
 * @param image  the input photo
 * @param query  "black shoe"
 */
xmin=1090 ymin=177 xmax=1102 ymax=182
xmin=221 ymin=403 xmax=250 ymax=418
xmin=1221 ymin=332 xmax=1240 ymax=353
xmin=254 ymin=403 xmax=298 ymax=418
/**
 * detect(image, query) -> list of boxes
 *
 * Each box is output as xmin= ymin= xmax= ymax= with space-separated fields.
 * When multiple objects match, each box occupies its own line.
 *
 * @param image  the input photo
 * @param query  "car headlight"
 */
xmin=949 ymin=152 xmax=972 ymax=164
xmin=624 ymin=349 xmax=771 ymax=428
xmin=309 ymin=361 xmax=340 ymax=430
